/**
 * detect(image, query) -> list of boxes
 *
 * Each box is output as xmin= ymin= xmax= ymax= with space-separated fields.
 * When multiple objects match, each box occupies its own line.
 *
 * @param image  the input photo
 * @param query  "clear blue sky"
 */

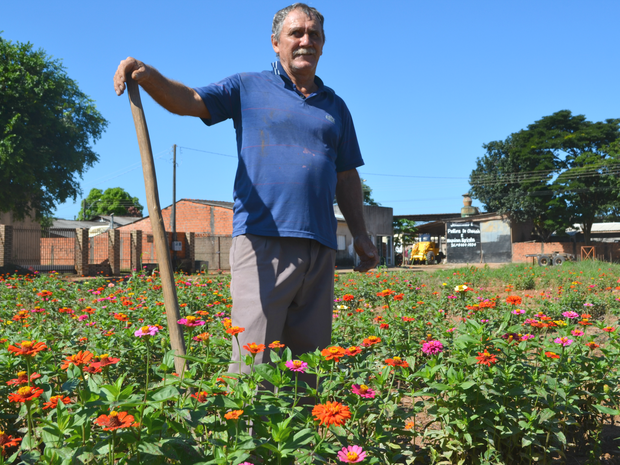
xmin=4 ymin=0 xmax=619 ymax=220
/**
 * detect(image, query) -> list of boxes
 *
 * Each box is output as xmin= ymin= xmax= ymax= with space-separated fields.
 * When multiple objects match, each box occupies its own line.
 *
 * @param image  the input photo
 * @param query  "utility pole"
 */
xmin=171 ymin=144 xmax=177 ymax=270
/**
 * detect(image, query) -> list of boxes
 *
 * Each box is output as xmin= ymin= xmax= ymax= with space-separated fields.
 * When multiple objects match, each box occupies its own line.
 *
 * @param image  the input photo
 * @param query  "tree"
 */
xmin=470 ymin=111 xmax=620 ymax=244
xmin=393 ymin=218 xmax=417 ymax=251
xmin=362 ymin=180 xmax=380 ymax=206
xmin=0 ymin=36 xmax=108 ymax=223
xmin=78 ymin=188 xmax=143 ymax=220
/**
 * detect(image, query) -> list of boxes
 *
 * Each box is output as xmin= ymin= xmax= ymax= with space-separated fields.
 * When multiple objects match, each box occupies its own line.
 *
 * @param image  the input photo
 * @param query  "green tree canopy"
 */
xmin=78 ymin=188 xmax=143 ymax=220
xmin=469 ymin=110 xmax=620 ymax=243
xmin=393 ymin=218 xmax=417 ymax=250
xmin=0 ymin=36 xmax=108 ymax=223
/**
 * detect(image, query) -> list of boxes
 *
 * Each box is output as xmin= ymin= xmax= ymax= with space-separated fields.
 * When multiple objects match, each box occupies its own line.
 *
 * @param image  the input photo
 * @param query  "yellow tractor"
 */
xmin=410 ymin=241 xmax=444 ymax=265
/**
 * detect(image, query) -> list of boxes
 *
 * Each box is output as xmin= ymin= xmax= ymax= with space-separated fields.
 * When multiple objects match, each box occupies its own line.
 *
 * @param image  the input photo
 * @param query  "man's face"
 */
xmin=271 ymin=9 xmax=324 ymax=76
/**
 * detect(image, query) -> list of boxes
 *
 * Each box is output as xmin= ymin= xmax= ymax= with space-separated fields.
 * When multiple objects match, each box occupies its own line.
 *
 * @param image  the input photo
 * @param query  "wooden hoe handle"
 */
xmin=126 ymin=77 xmax=187 ymax=375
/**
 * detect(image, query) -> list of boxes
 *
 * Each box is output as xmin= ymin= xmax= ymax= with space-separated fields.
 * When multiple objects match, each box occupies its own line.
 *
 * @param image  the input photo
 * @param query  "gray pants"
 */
xmin=228 ymin=234 xmax=336 ymax=378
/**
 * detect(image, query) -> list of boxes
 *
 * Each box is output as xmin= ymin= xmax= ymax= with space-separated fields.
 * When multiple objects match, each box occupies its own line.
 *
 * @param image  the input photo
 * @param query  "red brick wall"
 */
xmin=40 ymin=238 xmax=75 ymax=265
xmin=513 ymin=242 xmax=620 ymax=262
xmin=120 ymin=200 xmax=233 ymax=235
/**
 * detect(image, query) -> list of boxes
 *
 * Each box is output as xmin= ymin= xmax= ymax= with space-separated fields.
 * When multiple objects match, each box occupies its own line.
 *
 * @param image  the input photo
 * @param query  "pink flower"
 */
xmin=422 ymin=340 xmax=443 ymax=355
xmin=351 ymin=384 xmax=377 ymax=399
xmin=447 ymin=327 xmax=456 ymax=332
xmin=570 ymin=329 xmax=584 ymax=337
xmin=177 ymin=316 xmax=205 ymax=327
xmin=554 ymin=337 xmax=573 ymax=347
xmin=134 ymin=325 xmax=160 ymax=337
xmin=337 ymin=445 xmax=366 ymax=463
xmin=285 ymin=360 xmax=308 ymax=373
xmin=520 ymin=334 xmax=535 ymax=341
xmin=78 ymin=315 xmax=89 ymax=321
xmin=511 ymin=309 xmax=526 ymax=315
xmin=562 ymin=311 xmax=579 ymax=319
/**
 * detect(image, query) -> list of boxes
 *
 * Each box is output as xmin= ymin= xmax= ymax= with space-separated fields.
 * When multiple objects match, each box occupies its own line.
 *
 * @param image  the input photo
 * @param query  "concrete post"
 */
xmin=75 ymin=229 xmax=89 ymax=276
xmin=185 ymin=231 xmax=195 ymax=273
xmin=0 ymin=225 xmax=13 ymax=267
xmin=131 ymin=230 xmax=142 ymax=272
xmin=108 ymin=229 xmax=120 ymax=275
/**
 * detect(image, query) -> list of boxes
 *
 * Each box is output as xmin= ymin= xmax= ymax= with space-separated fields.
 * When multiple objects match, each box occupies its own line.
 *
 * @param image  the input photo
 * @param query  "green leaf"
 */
xmin=594 ymin=404 xmax=620 ymax=415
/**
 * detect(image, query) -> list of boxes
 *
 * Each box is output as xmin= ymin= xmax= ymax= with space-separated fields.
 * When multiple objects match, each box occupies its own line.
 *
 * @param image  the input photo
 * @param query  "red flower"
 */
xmin=345 ymin=346 xmax=362 ymax=356
xmin=90 ymin=354 xmax=120 ymax=368
xmin=42 ymin=395 xmax=72 ymax=410
xmin=603 ymin=326 xmax=616 ymax=333
xmin=385 ymin=356 xmax=409 ymax=368
xmin=475 ymin=350 xmax=498 ymax=366
xmin=376 ymin=289 xmax=394 ymax=298
xmin=506 ymin=296 xmax=522 ymax=305
xmin=8 ymin=385 xmax=44 ymax=403
xmin=268 ymin=341 xmax=285 ymax=349
xmin=61 ymin=350 xmax=94 ymax=370
xmin=6 ymin=371 xmax=41 ymax=386
xmin=0 ymin=430 xmax=21 ymax=455
xmin=321 ymin=346 xmax=346 ymax=361
xmin=94 ymin=411 xmax=135 ymax=430
xmin=7 ymin=340 xmax=48 ymax=357
xmin=343 ymin=294 xmax=355 ymax=302
xmin=243 ymin=343 xmax=266 ymax=354
xmin=83 ymin=364 xmax=102 ymax=374
xmin=586 ymin=342 xmax=600 ymax=350
xmin=380 ymin=323 xmax=390 ymax=329
xmin=312 ymin=401 xmax=351 ymax=427
xmin=393 ymin=293 xmax=404 ymax=301
xmin=544 ymin=351 xmax=560 ymax=359
xmin=191 ymin=391 xmax=209 ymax=402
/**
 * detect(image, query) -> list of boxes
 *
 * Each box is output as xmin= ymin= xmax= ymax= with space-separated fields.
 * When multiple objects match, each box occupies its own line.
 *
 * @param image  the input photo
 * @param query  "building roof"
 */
xmin=568 ymin=223 xmax=620 ymax=234
xmin=183 ymin=199 xmax=234 ymax=210
xmin=52 ymin=219 xmax=103 ymax=229
xmin=394 ymin=213 xmax=462 ymax=222
xmin=93 ymin=215 xmax=142 ymax=226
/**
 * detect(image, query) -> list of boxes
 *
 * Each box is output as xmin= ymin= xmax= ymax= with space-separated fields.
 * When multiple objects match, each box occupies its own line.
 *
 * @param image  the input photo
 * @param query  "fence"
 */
xmin=11 ymin=228 xmax=77 ymax=272
xmin=0 ymin=225 xmax=203 ymax=276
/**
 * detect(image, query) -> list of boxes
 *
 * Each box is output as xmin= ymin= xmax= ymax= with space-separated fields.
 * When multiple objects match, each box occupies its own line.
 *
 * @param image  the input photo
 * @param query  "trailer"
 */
xmin=525 ymin=252 xmax=575 ymax=266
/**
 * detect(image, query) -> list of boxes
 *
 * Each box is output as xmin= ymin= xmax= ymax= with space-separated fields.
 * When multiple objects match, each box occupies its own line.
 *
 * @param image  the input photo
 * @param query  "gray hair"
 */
xmin=272 ymin=3 xmax=325 ymax=42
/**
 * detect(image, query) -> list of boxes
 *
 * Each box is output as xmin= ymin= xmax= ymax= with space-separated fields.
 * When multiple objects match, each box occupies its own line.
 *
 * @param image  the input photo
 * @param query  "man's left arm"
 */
xmin=335 ymin=169 xmax=380 ymax=272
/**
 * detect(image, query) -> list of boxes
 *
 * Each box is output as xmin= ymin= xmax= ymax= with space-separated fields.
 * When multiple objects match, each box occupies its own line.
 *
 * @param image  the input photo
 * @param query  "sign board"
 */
xmin=171 ymin=241 xmax=183 ymax=251
xmin=446 ymin=222 xmax=481 ymax=263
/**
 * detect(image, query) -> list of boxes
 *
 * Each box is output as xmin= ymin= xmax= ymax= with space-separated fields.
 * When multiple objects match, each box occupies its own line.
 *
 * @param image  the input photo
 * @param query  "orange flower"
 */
xmin=6 ymin=371 xmax=41 ymax=386
xmin=224 ymin=409 xmax=243 ymax=420
xmin=393 ymin=293 xmax=404 ymax=301
xmin=226 ymin=326 xmax=245 ymax=336
xmin=113 ymin=313 xmax=129 ymax=322
xmin=385 ymin=356 xmax=409 ymax=368
xmin=475 ymin=350 xmax=498 ymax=366
xmin=0 ymin=430 xmax=21 ymax=454
xmin=321 ymin=346 xmax=346 ymax=361
xmin=7 ymin=340 xmax=48 ymax=357
xmin=61 ymin=350 xmax=94 ymax=370
xmin=243 ymin=343 xmax=266 ymax=354
xmin=544 ymin=351 xmax=560 ymax=359
xmin=362 ymin=336 xmax=381 ymax=347
xmin=586 ymin=342 xmax=600 ymax=350
xmin=8 ymin=385 xmax=44 ymax=403
xmin=343 ymin=294 xmax=355 ymax=301
xmin=94 ymin=411 xmax=135 ymax=430
xmin=506 ymin=295 xmax=522 ymax=305
xmin=268 ymin=341 xmax=285 ymax=349
xmin=376 ymin=289 xmax=394 ymax=298
xmin=345 ymin=346 xmax=362 ymax=356
xmin=404 ymin=420 xmax=415 ymax=430
xmin=42 ymin=395 xmax=72 ymax=410
xmin=312 ymin=401 xmax=351 ymax=427
xmin=90 ymin=354 xmax=120 ymax=368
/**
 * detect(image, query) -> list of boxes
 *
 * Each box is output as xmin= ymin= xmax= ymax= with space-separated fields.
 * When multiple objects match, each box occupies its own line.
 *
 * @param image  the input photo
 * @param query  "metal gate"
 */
xmin=12 ymin=228 xmax=77 ymax=272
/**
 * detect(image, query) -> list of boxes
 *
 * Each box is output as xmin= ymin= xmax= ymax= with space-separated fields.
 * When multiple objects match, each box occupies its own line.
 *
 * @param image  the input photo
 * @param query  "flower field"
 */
xmin=1 ymin=262 xmax=620 ymax=464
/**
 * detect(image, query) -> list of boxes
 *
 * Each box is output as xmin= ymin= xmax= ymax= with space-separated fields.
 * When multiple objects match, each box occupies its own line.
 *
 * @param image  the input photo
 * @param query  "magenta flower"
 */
xmin=554 ymin=337 xmax=573 ymax=347
xmin=421 ymin=340 xmax=444 ymax=355
xmin=177 ymin=316 xmax=205 ymax=327
xmin=511 ymin=309 xmax=526 ymax=315
xmin=78 ymin=315 xmax=89 ymax=321
xmin=562 ymin=311 xmax=579 ymax=319
xmin=285 ymin=360 xmax=308 ymax=373
xmin=571 ymin=329 xmax=584 ymax=337
xmin=134 ymin=325 xmax=160 ymax=337
xmin=351 ymin=384 xmax=377 ymax=399
xmin=337 ymin=445 xmax=366 ymax=463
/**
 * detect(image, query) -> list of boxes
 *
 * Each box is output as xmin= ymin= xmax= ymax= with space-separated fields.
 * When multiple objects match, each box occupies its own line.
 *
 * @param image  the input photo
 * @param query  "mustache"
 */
xmin=293 ymin=48 xmax=316 ymax=57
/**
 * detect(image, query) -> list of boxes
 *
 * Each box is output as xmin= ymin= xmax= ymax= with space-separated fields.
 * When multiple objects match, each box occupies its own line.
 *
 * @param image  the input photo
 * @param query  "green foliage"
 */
xmin=470 ymin=111 xmax=620 ymax=243
xmin=392 ymin=218 xmax=417 ymax=250
xmin=362 ymin=180 xmax=380 ymax=206
xmin=0 ymin=35 xmax=108 ymax=223
xmin=78 ymin=187 xmax=143 ymax=220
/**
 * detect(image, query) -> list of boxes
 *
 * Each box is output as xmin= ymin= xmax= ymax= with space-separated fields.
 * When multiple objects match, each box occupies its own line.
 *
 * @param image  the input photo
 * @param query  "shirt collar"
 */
xmin=271 ymin=60 xmax=324 ymax=92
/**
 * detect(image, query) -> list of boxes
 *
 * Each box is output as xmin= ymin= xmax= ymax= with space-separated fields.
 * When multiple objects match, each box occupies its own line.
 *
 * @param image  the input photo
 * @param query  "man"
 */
xmin=113 ymin=3 xmax=378 ymax=377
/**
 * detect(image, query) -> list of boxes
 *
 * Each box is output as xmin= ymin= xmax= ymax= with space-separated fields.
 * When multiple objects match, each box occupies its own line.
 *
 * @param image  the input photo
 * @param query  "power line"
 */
xmin=178 ymin=146 xmax=237 ymax=159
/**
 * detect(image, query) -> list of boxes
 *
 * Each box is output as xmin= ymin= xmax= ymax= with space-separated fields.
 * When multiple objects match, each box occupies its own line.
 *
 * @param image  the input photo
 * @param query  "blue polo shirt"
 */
xmin=194 ymin=61 xmax=364 ymax=250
